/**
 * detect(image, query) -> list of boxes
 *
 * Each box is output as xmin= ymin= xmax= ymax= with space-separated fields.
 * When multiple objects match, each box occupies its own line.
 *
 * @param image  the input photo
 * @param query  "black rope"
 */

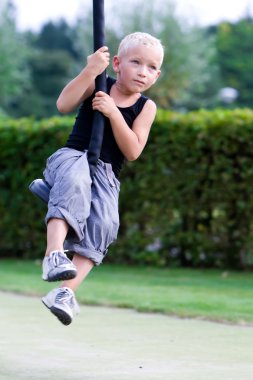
xmin=87 ymin=0 xmax=107 ymax=179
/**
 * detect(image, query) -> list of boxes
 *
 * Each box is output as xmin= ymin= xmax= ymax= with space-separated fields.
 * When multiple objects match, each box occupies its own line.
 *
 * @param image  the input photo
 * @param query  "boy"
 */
xmin=41 ymin=32 xmax=164 ymax=325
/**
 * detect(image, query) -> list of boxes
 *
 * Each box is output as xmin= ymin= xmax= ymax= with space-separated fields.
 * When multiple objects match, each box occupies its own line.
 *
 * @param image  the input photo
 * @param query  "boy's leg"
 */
xmin=44 ymin=148 xmax=92 ymax=243
xmin=42 ymin=149 xmax=92 ymax=282
xmin=42 ymin=254 xmax=94 ymax=325
xmin=45 ymin=217 xmax=68 ymax=256
xmin=62 ymin=254 xmax=94 ymax=291
xmin=42 ymin=160 xmax=119 ymax=325
xmin=42 ymin=218 xmax=77 ymax=282
xmin=42 ymin=217 xmax=77 ymax=282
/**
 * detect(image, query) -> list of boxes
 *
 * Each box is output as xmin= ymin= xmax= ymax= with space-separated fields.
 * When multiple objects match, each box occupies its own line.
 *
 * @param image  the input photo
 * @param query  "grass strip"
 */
xmin=0 ymin=259 xmax=252 ymax=324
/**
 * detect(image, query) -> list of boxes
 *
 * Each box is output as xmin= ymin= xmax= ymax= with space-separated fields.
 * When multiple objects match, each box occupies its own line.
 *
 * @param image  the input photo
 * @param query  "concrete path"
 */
xmin=0 ymin=291 xmax=253 ymax=380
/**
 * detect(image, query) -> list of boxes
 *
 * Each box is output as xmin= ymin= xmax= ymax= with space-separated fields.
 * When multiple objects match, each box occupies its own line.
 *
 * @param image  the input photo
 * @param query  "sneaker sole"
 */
xmin=44 ymin=269 xmax=77 ymax=282
xmin=50 ymin=306 xmax=72 ymax=326
xmin=42 ymin=299 xmax=72 ymax=326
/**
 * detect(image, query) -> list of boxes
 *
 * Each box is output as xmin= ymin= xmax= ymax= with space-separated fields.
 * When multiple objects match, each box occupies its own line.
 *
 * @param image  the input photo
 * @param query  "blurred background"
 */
xmin=2 ymin=0 xmax=253 ymax=271
xmin=2 ymin=0 xmax=253 ymax=338
xmin=1 ymin=0 xmax=253 ymax=118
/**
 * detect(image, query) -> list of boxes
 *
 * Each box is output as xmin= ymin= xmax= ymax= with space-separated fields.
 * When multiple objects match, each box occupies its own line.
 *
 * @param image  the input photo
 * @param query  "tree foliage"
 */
xmin=215 ymin=18 xmax=253 ymax=107
xmin=0 ymin=1 xmax=29 ymax=114
xmin=12 ymin=20 xmax=77 ymax=118
xmin=0 ymin=0 xmax=253 ymax=117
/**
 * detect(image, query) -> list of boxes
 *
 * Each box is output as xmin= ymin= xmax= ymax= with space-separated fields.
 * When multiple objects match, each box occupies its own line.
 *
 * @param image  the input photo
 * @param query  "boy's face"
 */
xmin=113 ymin=44 xmax=161 ymax=93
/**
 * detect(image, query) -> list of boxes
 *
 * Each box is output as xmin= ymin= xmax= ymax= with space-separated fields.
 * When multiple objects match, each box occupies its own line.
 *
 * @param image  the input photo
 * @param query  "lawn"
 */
xmin=1 ymin=259 xmax=253 ymax=324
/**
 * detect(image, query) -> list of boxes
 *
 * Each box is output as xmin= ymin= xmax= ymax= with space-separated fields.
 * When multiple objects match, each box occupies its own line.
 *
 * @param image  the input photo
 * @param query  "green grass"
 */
xmin=0 ymin=259 xmax=253 ymax=324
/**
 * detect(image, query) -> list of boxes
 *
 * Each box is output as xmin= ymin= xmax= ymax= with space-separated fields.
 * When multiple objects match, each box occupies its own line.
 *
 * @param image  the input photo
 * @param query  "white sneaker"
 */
xmin=42 ymin=287 xmax=80 ymax=325
xmin=42 ymin=251 xmax=77 ymax=282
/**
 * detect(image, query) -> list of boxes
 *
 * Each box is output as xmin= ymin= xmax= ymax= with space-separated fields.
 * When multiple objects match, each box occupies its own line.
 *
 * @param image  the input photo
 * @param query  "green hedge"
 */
xmin=1 ymin=109 xmax=253 ymax=269
xmin=0 ymin=116 xmax=71 ymax=259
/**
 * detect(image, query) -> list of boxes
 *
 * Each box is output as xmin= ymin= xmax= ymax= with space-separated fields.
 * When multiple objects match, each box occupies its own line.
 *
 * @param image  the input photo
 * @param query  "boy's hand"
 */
xmin=92 ymin=91 xmax=118 ymax=118
xmin=86 ymin=46 xmax=110 ymax=76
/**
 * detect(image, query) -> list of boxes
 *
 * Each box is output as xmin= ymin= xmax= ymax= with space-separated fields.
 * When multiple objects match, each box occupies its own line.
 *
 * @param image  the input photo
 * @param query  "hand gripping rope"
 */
xmin=29 ymin=0 xmax=106 ymax=203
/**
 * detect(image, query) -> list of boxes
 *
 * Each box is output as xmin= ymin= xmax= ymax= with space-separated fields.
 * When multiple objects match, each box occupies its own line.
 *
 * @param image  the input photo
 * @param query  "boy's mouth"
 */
xmin=134 ymin=79 xmax=145 ymax=85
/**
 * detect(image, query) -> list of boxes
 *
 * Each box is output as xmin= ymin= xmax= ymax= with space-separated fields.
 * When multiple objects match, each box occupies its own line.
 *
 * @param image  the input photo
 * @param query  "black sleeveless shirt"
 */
xmin=65 ymin=76 xmax=149 ymax=177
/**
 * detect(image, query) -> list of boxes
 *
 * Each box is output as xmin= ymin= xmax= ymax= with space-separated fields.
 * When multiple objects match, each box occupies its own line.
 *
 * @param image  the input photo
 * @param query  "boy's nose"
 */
xmin=138 ymin=66 xmax=147 ymax=77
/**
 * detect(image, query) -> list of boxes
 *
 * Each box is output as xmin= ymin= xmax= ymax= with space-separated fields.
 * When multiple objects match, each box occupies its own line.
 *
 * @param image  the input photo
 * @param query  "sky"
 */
xmin=12 ymin=0 xmax=253 ymax=31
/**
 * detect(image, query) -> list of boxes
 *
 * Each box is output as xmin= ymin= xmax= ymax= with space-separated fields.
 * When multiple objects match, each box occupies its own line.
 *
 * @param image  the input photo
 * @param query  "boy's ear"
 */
xmin=156 ymin=70 xmax=161 ymax=79
xmin=113 ymin=55 xmax=120 ymax=73
xmin=153 ymin=70 xmax=161 ymax=83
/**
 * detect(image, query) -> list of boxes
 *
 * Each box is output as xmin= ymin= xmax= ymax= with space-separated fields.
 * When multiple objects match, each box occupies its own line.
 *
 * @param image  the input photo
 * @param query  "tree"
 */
xmin=216 ymin=18 xmax=253 ymax=107
xmin=176 ymin=27 xmax=221 ymax=110
xmin=13 ymin=49 xmax=74 ymax=119
xmin=35 ymin=19 xmax=80 ymax=60
xmin=0 ymin=0 xmax=29 ymax=115
xmin=11 ymin=20 xmax=77 ymax=118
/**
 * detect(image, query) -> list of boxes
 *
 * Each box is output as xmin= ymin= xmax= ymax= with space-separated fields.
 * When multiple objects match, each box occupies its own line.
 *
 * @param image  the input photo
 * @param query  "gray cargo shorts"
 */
xmin=43 ymin=147 xmax=120 ymax=265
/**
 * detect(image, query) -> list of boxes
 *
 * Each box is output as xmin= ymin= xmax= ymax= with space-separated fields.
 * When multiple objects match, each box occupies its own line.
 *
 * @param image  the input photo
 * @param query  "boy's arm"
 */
xmin=56 ymin=47 xmax=110 ymax=114
xmin=92 ymin=92 xmax=157 ymax=161
xmin=111 ymin=100 xmax=157 ymax=161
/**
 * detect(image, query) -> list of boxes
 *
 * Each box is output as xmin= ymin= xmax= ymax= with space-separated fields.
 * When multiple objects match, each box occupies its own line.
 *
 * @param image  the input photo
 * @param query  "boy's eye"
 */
xmin=131 ymin=59 xmax=139 ymax=64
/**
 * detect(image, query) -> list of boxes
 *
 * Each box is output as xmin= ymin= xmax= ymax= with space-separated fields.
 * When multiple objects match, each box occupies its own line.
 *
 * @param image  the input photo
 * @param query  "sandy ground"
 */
xmin=0 ymin=291 xmax=253 ymax=380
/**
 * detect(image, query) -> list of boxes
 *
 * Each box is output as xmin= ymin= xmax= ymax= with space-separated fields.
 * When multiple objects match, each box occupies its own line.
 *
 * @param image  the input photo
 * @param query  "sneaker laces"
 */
xmin=50 ymin=251 xmax=70 ymax=267
xmin=55 ymin=288 xmax=80 ymax=314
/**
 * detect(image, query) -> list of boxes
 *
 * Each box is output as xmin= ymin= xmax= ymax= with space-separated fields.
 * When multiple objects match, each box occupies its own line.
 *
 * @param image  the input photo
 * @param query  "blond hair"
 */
xmin=118 ymin=32 xmax=164 ymax=67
